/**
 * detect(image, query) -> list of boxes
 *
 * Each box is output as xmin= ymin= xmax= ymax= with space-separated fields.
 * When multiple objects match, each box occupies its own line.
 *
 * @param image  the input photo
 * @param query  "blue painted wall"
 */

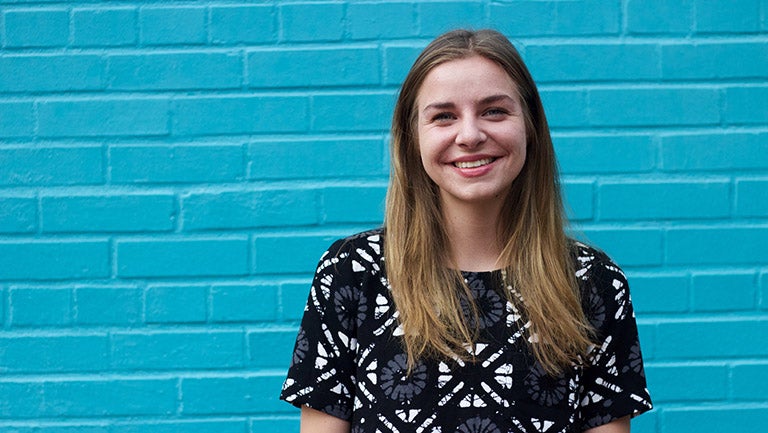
xmin=0 ymin=1 xmax=767 ymax=432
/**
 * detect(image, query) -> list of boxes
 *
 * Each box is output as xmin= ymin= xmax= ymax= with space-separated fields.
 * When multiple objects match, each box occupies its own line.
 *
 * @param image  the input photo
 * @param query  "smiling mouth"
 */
xmin=453 ymin=157 xmax=496 ymax=169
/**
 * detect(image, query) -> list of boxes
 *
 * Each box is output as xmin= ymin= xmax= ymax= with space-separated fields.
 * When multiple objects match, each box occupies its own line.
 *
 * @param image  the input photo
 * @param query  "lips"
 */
xmin=452 ymin=157 xmax=496 ymax=169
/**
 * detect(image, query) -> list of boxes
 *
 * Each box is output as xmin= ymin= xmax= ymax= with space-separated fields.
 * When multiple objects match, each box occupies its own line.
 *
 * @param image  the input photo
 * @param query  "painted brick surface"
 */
xmin=72 ymin=7 xmax=137 ymax=47
xmin=3 ymin=8 xmax=69 ymax=47
xmin=0 ymin=54 xmax=104 ymax=92
xmin=110 ymin=144 xmax=244 ymax=184
xmin=1 ymin=1 xmax=766 ymax=432
xmin=75 ymin=287 xmax=142 ymax=325
xmin=0 ymin=195 xmax=36 ymax=233
xmin=139 ymin=6 xmax=207 ymax=46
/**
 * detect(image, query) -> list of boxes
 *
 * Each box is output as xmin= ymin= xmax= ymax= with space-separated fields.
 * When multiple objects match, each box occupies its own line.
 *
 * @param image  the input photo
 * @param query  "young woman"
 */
xmin=280 ymin=29 xmax=652 ymax=433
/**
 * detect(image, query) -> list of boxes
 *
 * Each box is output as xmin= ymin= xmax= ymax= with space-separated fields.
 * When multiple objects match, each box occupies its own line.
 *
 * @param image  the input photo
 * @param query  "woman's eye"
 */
xmin=432 ymin=112 xmax=455 ymax=122
xmin=484 ymin=108 xmax=508 ymax=117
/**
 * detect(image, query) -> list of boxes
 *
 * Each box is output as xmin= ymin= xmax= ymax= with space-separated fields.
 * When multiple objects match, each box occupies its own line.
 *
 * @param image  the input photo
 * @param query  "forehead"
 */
xmin=416 ymin=55 xmax=519 ymax=106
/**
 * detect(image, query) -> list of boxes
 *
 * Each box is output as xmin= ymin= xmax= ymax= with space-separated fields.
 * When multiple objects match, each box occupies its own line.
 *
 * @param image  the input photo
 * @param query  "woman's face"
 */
xmin=416 ymin=55 xmax=527 ymax=211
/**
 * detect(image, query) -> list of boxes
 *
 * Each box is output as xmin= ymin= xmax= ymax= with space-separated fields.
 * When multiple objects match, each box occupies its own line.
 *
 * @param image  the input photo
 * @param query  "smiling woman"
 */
xmin=416 ymin=55 xmax=527 ymax=236
xmin=280 ymin=29 xmax=653 ymax=433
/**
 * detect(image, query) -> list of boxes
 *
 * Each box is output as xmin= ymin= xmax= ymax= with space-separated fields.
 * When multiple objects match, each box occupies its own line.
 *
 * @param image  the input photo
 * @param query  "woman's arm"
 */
xmin=583 ymin=416 xmax=630 ymax=433
xmin=300 ymin=406 xmax=351 ymax=433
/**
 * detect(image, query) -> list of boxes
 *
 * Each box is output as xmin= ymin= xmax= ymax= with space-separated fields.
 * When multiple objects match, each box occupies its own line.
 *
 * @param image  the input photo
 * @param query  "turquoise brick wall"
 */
xmin=0 ymin=1 xmax=766 ymax=432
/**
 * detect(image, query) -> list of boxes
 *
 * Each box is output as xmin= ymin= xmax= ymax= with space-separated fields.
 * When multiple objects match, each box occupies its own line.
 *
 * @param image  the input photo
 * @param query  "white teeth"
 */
xmin=454 ymin=158 xmax=494 ymax=169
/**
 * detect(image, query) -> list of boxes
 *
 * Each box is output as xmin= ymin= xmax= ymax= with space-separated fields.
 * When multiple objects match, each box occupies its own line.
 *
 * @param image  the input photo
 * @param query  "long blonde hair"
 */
xmin=384 ymin=29 xmax=594 ymax=375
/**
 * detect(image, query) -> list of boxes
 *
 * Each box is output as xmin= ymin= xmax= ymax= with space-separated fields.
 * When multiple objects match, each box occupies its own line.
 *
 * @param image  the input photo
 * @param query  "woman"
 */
xmin=280 ymin=29 xmax=652 ymax=433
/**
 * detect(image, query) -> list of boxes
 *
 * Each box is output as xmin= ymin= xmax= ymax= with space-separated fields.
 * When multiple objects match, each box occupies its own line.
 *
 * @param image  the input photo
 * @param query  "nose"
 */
xmin=455 ymin=118 xmax=486 ymax=148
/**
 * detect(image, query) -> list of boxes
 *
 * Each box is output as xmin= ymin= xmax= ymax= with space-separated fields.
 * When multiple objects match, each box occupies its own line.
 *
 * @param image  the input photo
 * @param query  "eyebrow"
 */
xmin=421 ymin=94 xmax=517 ymax=113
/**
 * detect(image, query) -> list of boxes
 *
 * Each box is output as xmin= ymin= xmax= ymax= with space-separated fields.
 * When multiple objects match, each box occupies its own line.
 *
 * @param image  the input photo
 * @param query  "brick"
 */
xmin=312 ymin=92 xmax=395 ymax=132
xmin=280 ymin=2 xmax=344 ymax=42
xmin=490 ymin=2 xmax=557 ymax=36
xmin=732 ymin=363 xmax=768 ymax=400
xmin=598 ymin=180 xmax=730 ymax=220
xmin=173 ymin=96 xmax=308 ymax=135
xmin=110 ymin=144 xmax=244 ymax=184
xmin=183 ymin=189 xmax=317 ymax=230
xmin=247 ymin=137 xmax=386 ymax=180
xmin=661 ymin=132 xmax=768 ymax=171
xmin=656 ymin=318 xmax=768 ymax=359
xmin=663 ymin=406 xmax=768 ymax=433
xmin=211 ymin=283 xmax=278 ymax=322
xmin=578 ymin=228 xmax=663 ymax=267
xmin=3 ymin=8 xmax=68 ymax=47
xmin=562 ymin=180 xmax=594 ymax=221
xmin=662 ymin=42 xmax=768 ymax=80
xmin=322 ymin=185 xmax=386 ymax=224
xmin=210 ymin=5 xmax=275 ymax=44
xmin=110 ymin=420 xmax=248 ymax=433
xmin=10 ymin=287 xmax=71 ymax=327
xmin=0 ymin=424 xmax=108 ymax=433
xmin=626 ymin=0 xmax=694 ymax=34
xmin=42 ymin=378 xmax=176 ymax=416
xmin=0 ymin=146 xmax=103 ymax=186
xmin=38 ymin=98 xmax=170 ymax=138
xmin=108 ymin=52 xmax=241 ymax=91
xmin=695 ymin=0 xmax=762 ymax=33
xmin=0 ymin=240 xmax=109 ymax=280
xmin=0 ymin=102 xmax=34 ymax=137
xmin=248 ymin=47 xmax=379 ymax=88
xmin=666 ymin=227 xmax=768 ymax=265
xmin=248 ymin=329 xmax=296 ymax=368
xmin=417 ymin=1 xmax=485 ymax=37
xmin=763 ymin=0 xmax=768 ymax=31
xmin=181 ymin=375 xmax=287 ymax=414
xmin=554 ymin=134 xmax=656 ymax=174
xmin=145 ymin=284 xmax=207 ymax=323
xmin=75 ymin=287 xmax=141 ymax=325
xmin=631 ymin=410 xmax=658 ymax=433
xmin=254 ymin=233 xmax=341 ymax=274
xmin=0 ymin=195 xmax=36 ymax=233
xmin=0 ymin=287 xmax=5 ymax=325
xmin=725 ymin=86 xmax=768 ymax=125
xmin=0 ymin=381 xmax=44 ymax=417
xmin=280 ymin=281 xmax=311 ymax=321
xmin=117 ymin=237 xmax=249 ymax=278
xmin=526 ymin=43 xmax=660 ymax=83
xmin=645 ymin=363 xmax=728 ymax=401
xmin=737 ymin=179 xmax=768 ymax=217
xmin=139 ymin=6 xmax=206 ymax=45
xmin=492 ymin=0 xmax=619 ymax=36
xmin=628 ymin=273 xmax=689 ymax=314
xmin=0 ymin=334 xmax=108 ymax=372
xmin=763 ymin=272 xmax=768 ymax=311
xmin=0 ymin=54 xmax=104 ymax=92
xmin=588 ymin=87 xmax=720 ymax=127
xmin=539 ymin=90 xmax=589 ymax=128
xmin=348 ymin=2 xmax=417 ymax=39
xmin=72 ymin=7 xmax=137 ymax=46
xmin=41 ymin=194 xmax=175 ymax=233
xmin=691 ymin=272 xmax=756 ymax=312
xmin=111 ymin=330 xmax=244 ymax=370
xmin=551 ymin=0 xmax=621 ymax=35
xmin=383 ymin=43 xmax=426 ymax=85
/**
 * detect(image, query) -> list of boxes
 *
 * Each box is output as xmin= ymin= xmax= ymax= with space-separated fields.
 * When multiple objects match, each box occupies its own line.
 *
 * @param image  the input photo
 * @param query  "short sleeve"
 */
xmin=279 ymin=238 xmax=360 ymax=421
xmin=578 ymin=257 xmax=653 ymax=430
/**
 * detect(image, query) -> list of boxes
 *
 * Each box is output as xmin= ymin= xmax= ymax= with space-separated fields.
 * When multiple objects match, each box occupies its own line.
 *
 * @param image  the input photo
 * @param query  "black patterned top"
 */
xmin=280 ymin=229 xmax=652 ymax=433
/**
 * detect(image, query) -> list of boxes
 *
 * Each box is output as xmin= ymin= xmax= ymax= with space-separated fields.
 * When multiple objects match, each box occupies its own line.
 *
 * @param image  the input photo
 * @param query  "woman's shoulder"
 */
xmin=319 ymin=227 xmax=385 ymax=274
xmin=569 ymin=239 xmax=626 ymax=285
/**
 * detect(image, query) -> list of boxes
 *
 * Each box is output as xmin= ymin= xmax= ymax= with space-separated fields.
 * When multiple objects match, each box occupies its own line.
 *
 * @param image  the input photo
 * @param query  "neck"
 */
xmin=441 ymin=197 xmax=504 ymax=272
